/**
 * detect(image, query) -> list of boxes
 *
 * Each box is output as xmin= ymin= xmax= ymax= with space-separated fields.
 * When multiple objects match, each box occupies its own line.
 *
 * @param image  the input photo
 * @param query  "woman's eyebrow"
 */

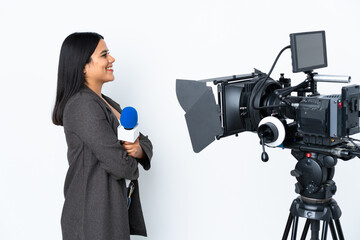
xmin=99 ymin=49 xmax=109 ymax=55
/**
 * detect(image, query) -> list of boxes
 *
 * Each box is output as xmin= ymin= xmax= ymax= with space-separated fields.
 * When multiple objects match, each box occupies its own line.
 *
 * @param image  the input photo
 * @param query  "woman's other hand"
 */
xmin=122 ymin=138 xmax=144 ymax=159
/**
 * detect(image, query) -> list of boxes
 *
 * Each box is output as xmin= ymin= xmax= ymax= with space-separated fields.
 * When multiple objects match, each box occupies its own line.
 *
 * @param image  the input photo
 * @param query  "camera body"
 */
xmin=218 ymin=71 xmax=360 ymax=147
xmin=297 ymin=86 xmax=360 ymax=145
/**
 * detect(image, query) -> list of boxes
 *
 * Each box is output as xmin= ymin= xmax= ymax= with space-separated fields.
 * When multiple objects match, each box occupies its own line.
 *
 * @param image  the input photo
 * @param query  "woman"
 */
xmin=52 ymin=32 xmax=152 ymax=240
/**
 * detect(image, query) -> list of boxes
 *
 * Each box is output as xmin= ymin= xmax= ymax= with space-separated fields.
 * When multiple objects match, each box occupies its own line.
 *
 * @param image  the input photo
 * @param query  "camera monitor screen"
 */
xmin=290 ymin=31 xmax=327 ymax=73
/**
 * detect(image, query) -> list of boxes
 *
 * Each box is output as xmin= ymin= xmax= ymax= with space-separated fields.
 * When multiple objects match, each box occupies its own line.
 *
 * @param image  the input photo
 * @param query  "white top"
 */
xmin=125 ymin=179 xmax=131 ymax=188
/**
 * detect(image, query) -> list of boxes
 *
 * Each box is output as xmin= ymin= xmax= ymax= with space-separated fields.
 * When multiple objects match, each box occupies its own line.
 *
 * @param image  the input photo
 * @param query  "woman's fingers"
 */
xmin=122 ymin=139 xmax=141 ymax=158
xmin=122 ymin=143 xmax=138 ymax=157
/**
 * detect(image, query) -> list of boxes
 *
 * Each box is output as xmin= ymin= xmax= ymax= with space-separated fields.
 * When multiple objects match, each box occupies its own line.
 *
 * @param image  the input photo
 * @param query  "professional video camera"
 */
xmin=176 ymin=31 xmax=360 ymax=240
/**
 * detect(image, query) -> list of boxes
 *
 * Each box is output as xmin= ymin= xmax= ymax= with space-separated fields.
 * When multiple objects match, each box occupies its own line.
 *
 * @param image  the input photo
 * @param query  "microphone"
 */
xmin=117 ymin=107 xmax=140 ymax=143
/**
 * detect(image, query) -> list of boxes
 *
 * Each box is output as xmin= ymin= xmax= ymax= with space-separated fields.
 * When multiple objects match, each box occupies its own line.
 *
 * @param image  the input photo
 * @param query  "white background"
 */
xmin=1 ymin=0 xmax=360 ymax=239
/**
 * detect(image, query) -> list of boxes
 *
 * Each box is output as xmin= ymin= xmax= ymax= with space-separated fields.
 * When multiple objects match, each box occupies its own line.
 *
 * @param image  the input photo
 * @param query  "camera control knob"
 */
xmin=290 ymin=169 xmax=302 ymax=178
xmin=306 ymin=182 xmax=319 ymax=194
xmin=323 ymin=156 xmax=337 ymax=168
xmin=331 ymin=184 xmax=337 ymax=195
xmin=295 ymin=183 xmax=303 ymax=194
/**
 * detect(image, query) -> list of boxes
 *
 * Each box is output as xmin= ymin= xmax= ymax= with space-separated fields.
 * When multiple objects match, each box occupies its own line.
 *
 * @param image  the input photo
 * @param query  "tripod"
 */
xmin=282 ymin=151 xmax=347 ymax=240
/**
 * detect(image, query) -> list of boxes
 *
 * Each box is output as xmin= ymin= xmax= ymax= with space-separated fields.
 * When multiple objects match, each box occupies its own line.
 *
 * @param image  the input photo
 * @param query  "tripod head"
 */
xmin=290 ymin=150 xmax=337 ymax=201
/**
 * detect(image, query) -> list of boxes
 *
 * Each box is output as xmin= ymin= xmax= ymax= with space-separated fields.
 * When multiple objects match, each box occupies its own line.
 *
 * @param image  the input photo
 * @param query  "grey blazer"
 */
xmin=61 ymin=85 xmax=152 ymax=240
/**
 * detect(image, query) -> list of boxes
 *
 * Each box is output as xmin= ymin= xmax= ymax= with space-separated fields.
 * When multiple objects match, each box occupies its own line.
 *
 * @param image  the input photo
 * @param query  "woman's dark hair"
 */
xmin=52 ymin=32 xmax=104 ymax=126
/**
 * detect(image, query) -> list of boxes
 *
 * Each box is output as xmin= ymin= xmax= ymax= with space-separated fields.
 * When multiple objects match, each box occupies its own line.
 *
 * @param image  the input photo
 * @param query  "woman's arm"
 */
xmin=64 ymin=95 xmax=139 ymax=180
xmin=122 ymin=133 xmax=152 ymax=170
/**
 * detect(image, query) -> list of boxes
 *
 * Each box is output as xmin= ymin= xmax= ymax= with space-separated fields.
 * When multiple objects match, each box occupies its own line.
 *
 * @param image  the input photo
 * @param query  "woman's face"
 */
xmin=84 ymin=39 xmax=116 ymax=84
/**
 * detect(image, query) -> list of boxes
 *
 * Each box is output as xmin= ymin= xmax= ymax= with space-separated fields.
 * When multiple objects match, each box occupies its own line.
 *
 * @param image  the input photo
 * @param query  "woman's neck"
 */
xmin=85 ymin=81 xmax=103 ymax=97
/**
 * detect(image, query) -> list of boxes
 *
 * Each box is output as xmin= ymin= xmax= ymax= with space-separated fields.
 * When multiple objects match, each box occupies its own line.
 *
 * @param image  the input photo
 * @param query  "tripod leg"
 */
xmin=334 ymin=219 xmax=345 ymax=240
xmin=310 ymin=220 xmax=320 ymax=240
xmin=321 ymin=221 xmax=329 ymax=240
xmin=282 ymin=213 xmax=294 ymax=240
xmin=291 ymin=216 xmax=299 ymax=240
xmin=300 ymin=219 xmax=311 ymax=240
xmin=329 ymin=220 xmax=338 ymax=240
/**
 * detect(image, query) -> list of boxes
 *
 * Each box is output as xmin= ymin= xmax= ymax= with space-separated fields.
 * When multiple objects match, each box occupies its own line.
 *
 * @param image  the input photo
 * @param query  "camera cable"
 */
xmin=252 ymin=45 xmax=291 ymax=110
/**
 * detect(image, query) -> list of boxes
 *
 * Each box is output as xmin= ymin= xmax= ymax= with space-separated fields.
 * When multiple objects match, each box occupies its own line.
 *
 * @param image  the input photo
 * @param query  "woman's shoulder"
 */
xmin=66 ymin=89 xmax=96 ymax=108
xmin=64 ymin=88 xmax=106 ymax=121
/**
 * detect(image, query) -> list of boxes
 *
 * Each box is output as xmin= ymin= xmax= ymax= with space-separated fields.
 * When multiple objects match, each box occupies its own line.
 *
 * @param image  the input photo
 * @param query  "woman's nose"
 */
xmin=109 ymin=54 xmax=115 ymax=63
